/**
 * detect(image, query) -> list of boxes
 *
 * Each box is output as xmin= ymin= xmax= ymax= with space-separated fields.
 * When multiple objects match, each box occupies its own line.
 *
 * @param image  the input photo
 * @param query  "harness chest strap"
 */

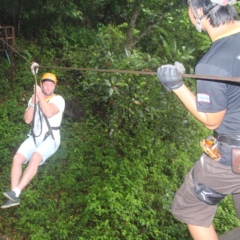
xmin=31 ymin=94 xmax=60 ymax=143
xmin=42 ymin=115 xmax=61 ymax=141
xmin=42 ymin=95 xmax=60 ymax=141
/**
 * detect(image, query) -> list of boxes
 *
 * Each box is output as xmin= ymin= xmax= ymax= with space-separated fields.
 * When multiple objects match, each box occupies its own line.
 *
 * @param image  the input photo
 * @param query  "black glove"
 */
xmin=157 ymin=62 xmax=185 ymax=92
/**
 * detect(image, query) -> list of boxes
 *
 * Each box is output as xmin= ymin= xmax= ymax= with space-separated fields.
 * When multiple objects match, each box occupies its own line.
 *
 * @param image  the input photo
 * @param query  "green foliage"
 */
xmin=0 ymin=1 xmax=239 ymax=239
xmin=214 ymin=195 xmax=240 ymax=235
xmin=0 ymin=50 xmax=214 ymax=240
xmin=0 ymin=117 xmax=193 ymax=239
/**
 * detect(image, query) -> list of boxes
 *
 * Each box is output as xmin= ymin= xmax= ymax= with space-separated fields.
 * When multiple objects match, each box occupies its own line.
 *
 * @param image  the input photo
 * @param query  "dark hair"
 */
xmin=188 ymin=0 xmax=238 ymax=27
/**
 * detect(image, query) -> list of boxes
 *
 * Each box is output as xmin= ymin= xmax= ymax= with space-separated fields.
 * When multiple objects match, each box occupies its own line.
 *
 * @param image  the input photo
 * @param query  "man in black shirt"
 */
xmin=157 ymin=0 xmax=240 ymax=239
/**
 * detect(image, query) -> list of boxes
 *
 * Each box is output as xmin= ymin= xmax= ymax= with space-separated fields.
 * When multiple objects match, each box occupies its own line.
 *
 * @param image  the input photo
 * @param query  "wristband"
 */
xmin=29 ymin=103 xmax=35 ymax=107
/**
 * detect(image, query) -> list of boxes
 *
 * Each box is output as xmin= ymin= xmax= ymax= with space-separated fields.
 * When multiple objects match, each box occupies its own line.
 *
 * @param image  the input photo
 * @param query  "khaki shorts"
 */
xmin=172 ymin=154 xmax=240 ymax=227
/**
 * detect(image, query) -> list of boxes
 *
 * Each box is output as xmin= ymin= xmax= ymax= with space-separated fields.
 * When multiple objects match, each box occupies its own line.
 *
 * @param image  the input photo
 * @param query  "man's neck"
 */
xmin=206 ymin=21 xmax=240 ymax=42
xmin=44 ymin=93 xmax=55 ymax=102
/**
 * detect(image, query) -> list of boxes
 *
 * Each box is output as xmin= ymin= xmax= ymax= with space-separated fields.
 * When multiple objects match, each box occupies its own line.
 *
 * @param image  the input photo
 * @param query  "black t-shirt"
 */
xmin=196 ymin=31 xmax=240 ymax=135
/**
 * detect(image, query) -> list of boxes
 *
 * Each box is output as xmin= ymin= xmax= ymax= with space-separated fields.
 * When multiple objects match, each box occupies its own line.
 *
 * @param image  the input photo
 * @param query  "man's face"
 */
xmin=41 ymin=80 xmax=56 ymax=96
xmin=188 ymin=6 xmax=197 ymax=26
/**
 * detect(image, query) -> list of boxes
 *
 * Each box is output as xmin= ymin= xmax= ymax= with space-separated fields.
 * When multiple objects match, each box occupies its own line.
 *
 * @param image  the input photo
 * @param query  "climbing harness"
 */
xmin=42 ymin=94 xmax=60 ymax=142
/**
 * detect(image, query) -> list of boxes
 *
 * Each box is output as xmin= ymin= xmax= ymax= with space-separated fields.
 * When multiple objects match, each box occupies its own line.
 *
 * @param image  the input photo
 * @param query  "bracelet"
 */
xmin=29 ymin=103 xmax=35 ymax=107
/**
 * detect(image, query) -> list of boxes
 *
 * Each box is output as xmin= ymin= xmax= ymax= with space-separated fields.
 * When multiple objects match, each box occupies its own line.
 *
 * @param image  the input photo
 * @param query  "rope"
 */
xmin=40 ymin=65 xmax=156 ymax=75
xmin=0 ymin=37 xmax=29 ymax=62
xmin=1 ymin=37 xmax=240 ymax=83
xmin=31 ymin=70 xmax=43 ymax=145
xmin=39 ymin=65 xmax=240 ymax=82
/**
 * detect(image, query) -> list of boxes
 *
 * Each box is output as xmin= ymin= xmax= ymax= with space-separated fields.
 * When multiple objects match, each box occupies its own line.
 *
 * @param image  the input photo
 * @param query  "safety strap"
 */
xmin=43 ymin=127 xmax=60 ymax=141
xmin=31 ymin=94 xmax=58 ymax=144
xmin=42 ymin=114 xmax=56 ymax=141
xmin=30 ymin=62 xmax=40 ymax=145
xmin=31 ymin=104 xmax=42 ymax=146
xmin=43 ymin=94 xmax=58 ymax=141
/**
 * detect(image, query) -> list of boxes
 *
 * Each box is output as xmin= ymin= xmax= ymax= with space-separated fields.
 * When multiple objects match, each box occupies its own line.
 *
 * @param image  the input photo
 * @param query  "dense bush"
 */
xmin=0 ymin=2 xmax=239 ymax=239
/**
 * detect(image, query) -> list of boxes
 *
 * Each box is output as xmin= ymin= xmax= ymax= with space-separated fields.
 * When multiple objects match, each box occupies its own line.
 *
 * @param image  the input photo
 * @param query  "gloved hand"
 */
xmin=31 ymin=62 xmax=39 ymax=75
xmin=157 ymin=61 xmax=185 ymax=92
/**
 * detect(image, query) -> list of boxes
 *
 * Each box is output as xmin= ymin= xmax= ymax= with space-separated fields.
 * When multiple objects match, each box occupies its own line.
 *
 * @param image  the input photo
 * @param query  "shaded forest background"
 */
xmin=0 ymin=0 xmax=240 ymax=239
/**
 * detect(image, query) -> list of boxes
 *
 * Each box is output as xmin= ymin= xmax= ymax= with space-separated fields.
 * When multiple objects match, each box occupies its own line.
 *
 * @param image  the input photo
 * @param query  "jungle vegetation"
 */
xmin=0 ymin=0 xmax=239 ymax=239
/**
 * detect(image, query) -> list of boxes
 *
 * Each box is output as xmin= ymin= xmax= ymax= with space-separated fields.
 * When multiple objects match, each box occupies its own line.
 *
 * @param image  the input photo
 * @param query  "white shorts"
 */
xmin=17 ymin=135 xmax=60 ymax=165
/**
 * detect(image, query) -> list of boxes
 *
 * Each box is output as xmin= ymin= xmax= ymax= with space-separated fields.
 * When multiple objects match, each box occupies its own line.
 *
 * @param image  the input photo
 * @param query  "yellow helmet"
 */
xmin=40 ymin=73 xmax=57 ymax=85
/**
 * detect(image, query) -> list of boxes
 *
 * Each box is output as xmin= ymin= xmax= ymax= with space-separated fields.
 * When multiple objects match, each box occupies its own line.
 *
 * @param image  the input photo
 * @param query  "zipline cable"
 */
xmin=1 ymin=37 xmax=240 ymax=83
xmin=39 ymin=65 xmax=240 ymax=83
xmin=0 ymin=37 xmax=29 ymax=62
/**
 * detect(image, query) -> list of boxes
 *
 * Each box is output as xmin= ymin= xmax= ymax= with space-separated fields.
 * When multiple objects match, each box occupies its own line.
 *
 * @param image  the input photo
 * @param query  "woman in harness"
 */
xmin=157 ymin=0 xmax=240 ymax=239
xmin=1 ymin=72 xmax=65 ymax=209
